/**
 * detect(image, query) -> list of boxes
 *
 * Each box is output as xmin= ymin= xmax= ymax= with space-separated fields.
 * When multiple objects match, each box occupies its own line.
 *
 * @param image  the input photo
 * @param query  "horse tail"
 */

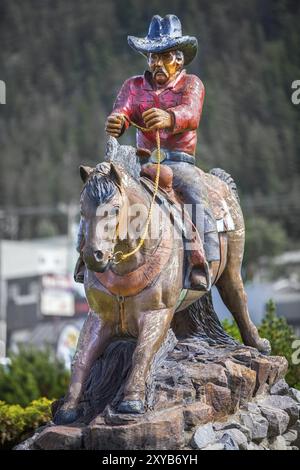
xmin=209 ymin=168 xmax=240 ymax=203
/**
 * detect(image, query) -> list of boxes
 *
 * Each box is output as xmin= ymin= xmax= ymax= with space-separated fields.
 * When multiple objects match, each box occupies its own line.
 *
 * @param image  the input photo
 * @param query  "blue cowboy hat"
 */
xmin=127 ymin=14 xmax=198 ymax=66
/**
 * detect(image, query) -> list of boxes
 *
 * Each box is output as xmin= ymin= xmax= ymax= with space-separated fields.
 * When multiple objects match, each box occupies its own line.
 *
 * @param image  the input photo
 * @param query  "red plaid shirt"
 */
xmin=112 ymin=69 xmax=205 ymax=156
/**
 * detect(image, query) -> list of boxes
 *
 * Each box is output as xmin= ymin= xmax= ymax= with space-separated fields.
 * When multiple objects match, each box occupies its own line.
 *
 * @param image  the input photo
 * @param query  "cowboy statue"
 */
xmin=75 ymin=14 xmax=219 ymax=291
xmin=52 ymin=14 xmax=271 ymax=425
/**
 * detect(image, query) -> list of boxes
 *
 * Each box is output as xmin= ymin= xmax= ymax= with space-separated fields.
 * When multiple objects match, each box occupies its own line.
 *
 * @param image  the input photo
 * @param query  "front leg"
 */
xmin=118 ymin=307 xmax=174 ymax=414
xmin=54 ymin=310 xmax=114 ymax=424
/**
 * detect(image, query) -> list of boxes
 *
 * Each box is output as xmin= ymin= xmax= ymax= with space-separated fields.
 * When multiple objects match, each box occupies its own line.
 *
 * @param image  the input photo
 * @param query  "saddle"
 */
xmin=140 ymin=163 xmax=234 ymax=233
xmin=140 ymin=163 xmax=235 ymax=291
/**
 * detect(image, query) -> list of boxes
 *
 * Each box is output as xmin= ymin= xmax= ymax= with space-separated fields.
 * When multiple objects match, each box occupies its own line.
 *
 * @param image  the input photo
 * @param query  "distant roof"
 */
xmin=1 ymin=236 xmax=77 ymax=279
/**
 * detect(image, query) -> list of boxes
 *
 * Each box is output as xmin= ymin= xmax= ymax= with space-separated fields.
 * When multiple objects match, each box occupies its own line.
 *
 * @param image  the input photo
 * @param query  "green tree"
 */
xmin=0 ymin=347 xmax=70 ymax=407
xmin=258 ymin=300 xmax=300 ymax=389
xmin=0 ymin=0 xmax=299 ymax=242
xmin=243 ymin=215 xmax=288 ymax=272
xmin=222 ymin=300 xmax=300 ymax=390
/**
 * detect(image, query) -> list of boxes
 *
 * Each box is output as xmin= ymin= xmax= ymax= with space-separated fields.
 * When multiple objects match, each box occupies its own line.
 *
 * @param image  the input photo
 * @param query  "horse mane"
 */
xmin=82 ymin=137 xmax=144 ymax=205
xmin=105 ymin=136 xmax=141 ymax=180
xmin=83 ymin=163 xmax=118 ymax=205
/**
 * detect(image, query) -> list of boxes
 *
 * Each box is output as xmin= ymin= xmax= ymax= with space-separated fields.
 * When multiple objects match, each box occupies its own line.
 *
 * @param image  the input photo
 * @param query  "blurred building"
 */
xmin=0 ymin=236 xmax=88 ymax=364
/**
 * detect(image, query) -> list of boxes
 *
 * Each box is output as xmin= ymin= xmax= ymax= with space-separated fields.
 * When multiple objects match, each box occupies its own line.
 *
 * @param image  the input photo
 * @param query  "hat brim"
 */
xmin=127 ymin=35 xmax=198 ymax=66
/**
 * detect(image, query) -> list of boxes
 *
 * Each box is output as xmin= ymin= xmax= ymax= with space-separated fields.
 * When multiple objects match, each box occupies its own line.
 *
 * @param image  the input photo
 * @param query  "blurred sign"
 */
xmin=7 ymin=275 xmax=40 ymax=332
xmin=37 ymin=249 xmax=68 ymax=274
xmin=56 ymin=324 xmax=80 ymax=369
xmin=8 ymin=281 xmax=39 ymax=305
xmin=40 ymin=274 xmax=74 ymax=316
xmin=42 ymin=274 xmax=72 ymax=289
xmin=40 ymin=289 xmax=74 ymax=316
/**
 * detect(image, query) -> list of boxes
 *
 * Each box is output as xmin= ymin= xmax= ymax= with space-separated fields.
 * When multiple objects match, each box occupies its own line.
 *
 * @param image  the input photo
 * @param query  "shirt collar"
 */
xmin=142 ymin=69 xmax=187 ymax=91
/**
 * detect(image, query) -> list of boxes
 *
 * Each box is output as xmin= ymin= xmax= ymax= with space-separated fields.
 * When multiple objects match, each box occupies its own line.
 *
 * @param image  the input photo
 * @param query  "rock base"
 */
xmin=192 ymin=381 xmax=300 ymax=450
xmin=16 ymin=337 xmax=294 ymax=450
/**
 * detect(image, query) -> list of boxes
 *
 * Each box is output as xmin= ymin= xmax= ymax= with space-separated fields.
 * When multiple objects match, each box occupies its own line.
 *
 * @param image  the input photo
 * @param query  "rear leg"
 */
xmin=216 ymin=234 xmax=271 ymax=354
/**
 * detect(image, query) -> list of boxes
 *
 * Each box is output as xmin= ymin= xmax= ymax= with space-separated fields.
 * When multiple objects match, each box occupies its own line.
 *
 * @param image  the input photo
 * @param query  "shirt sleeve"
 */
xmin=111 ymin=78 xmax=134 ymax=132
xmin=167 ymin=76 xmax=205 ymax=134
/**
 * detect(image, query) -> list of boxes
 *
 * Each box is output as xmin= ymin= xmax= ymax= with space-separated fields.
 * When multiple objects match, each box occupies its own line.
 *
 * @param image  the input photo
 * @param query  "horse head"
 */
xmin=79 ymin=161 xmax=124 ymax=272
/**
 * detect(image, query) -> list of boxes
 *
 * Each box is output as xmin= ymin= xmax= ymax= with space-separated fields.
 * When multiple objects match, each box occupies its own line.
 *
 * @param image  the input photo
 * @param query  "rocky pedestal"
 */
xmin=16 ymin=338 xmax=295 ymax=450
xmin=15 ymin=295 xmax=299 ymax=451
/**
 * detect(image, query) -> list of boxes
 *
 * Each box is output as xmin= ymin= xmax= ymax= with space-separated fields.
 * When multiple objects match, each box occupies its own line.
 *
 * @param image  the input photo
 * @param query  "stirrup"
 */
xmin=191 ymin=261 xmax=211 ymax=291
xmin=187 ymin=260 xmax=212 ymax=292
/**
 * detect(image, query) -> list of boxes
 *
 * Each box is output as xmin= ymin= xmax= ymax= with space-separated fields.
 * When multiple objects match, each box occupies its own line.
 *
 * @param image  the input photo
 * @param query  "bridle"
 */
xmin=80 ymin=133 xmax=162 ymax=266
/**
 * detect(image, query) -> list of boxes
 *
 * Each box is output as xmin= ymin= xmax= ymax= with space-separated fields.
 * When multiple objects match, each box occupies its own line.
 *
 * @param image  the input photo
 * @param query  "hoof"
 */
xmin=53 ymin=407 xmax=80 ymax=425
xmin=117 ymin=399 xmax=145 ymax=414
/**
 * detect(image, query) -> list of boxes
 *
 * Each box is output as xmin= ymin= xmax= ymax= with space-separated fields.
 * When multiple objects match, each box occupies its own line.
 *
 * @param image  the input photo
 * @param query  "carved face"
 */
xmin=148 ymin=50 xmax=184 ymax=86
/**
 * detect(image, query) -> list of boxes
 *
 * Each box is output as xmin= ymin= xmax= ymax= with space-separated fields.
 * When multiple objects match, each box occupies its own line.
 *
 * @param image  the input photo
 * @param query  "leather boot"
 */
xmin=74 ymin=255 xmax=85 ymax=284
xmin=182 ymin=210 xmax=212 ymax=292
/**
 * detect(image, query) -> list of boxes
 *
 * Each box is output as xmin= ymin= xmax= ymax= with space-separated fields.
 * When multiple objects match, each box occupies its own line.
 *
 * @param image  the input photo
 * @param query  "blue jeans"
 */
xmin=163 ymin=161 xmax=220 ymax=262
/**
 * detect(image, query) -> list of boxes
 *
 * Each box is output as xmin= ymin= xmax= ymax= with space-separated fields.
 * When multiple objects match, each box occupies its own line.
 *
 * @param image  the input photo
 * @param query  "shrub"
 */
xmin=222 ymin=300 xmax=300 ymax=390
xmin=258 ymin=300 xmax=300 ymax=390
xmin=0 ymin=397 xmax=53 ymax=449
xmin=0 ymin=347 xmax=69 ymax=407
xmin=221 ymin=319 xmax=242 ymax=343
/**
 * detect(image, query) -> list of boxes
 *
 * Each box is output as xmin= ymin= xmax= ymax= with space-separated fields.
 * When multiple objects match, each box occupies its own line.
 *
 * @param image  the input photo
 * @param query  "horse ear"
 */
xmin=79 ymin=165 xmax=93 ymax=183
xmin=110 ymin=162 xmax=122 ymax=187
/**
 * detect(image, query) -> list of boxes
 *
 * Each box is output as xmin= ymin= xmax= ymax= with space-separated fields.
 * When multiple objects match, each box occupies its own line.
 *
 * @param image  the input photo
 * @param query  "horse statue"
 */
xmin=54 ymin=138 xmax=270 ymax=424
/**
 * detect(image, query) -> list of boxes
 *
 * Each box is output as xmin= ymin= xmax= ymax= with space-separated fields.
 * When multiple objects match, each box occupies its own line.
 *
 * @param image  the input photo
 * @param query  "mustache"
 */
xmin=154 ymin=68 xmax=167 ymax=76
